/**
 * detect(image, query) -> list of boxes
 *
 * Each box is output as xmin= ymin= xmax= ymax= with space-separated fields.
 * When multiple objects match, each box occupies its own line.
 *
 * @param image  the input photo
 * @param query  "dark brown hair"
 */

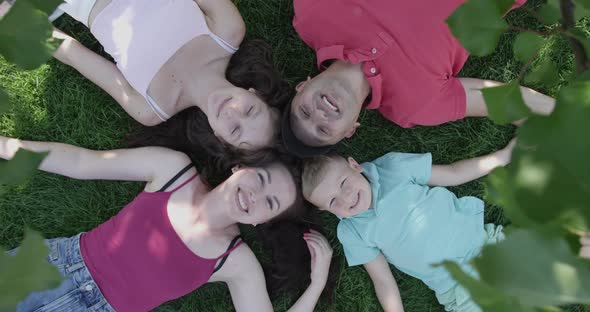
xmin=126 ymin=39 xmax=291 ymax=168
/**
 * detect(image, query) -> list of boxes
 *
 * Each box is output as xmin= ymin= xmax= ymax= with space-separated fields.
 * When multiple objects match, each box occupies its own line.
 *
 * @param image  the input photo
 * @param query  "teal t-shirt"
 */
xmin=337 ymin=152 xmax=489 ymax=294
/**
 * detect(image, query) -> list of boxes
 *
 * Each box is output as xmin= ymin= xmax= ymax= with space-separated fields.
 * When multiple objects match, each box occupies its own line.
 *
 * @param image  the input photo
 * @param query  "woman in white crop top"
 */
xmin=50 ymin=0 xmax=289 ymax=153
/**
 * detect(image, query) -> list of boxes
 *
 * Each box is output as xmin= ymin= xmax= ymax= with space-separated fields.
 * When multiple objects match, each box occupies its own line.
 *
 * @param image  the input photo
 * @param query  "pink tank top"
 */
xmin=90 ymin=0 xmax=238 ymax=121
xmin=80 ymin=171 xmax=242 ymax=312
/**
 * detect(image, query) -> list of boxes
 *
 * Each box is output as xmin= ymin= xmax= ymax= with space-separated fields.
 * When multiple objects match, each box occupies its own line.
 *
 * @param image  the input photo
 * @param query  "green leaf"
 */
xmin=524 ymin=58 xmax=560 ymax=87
xmin=0 ymin=229 xmax=62 ymax=311
xmin=574 ymin=0 xmax=590 ymax=21
xmin=481 ymin=81 xmax=531 ymax=124
xmin=474 ymin=229 xmax=590 ymax=306
xmin=538 ymin=0 xmax=561 ymax=24
xmin=514 ymin=32 xmax=544 ymax=63
xmin=485 ymin=167 xmax=534 ymax=227
xmin=29 ymin=0 xmax=63 ymax=15
xmin=0 ymin=87 xmax=8 ymax=115
xmin=0 ymin=0 xmax=61 ymax=70
xmin=446 ymin=0 xmax=509 ymax=56
xmin=439 ymin=261 xmax=533 ymax=312
xmin=501 ymin=80 xmax=590 ymax=229
xmin=0 ymin=149 xmax=47 ymax=185
xmin=569 ymin=28 xmax=590 ymax=62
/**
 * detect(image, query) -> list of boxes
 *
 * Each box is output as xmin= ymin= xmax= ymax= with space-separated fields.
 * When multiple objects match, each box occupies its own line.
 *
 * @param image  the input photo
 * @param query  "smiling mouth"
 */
xmin=217 ymin=97 xmax=232 ymax=118
xmin=321 ymin=95 xmax=339 ymax=112
xmin=236 ymin=188 xmax=249 ymax=213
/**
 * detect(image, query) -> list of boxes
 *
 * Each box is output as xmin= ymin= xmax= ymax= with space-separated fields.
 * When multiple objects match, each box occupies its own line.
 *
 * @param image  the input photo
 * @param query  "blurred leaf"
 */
xmin=29 ymin=0 xmax=62 ymax=15
xmin=0 ymin=229 xmax=62 ymax=311
xmin=485 ymin=167 xmax=534 ymax=227
xmin=0 ymin=87 xmax=8 ymax=115
xmin=482 ymin=81 xmax=531 ymax=124
xmin=0 ymin=149 xmax=47 ymax=185
xmin=514 ymin=32 xmax=544 ymax=63
xmin=475 ymin=229 xmax=590 ymax=306
xmin=0 ymin=0 xmax=61 ymax=70
xmin=440 ymin=261 xmax=533 ymax=312
xmin=504 ymin=80 xmax=590 ymax=228
xmin=574 ymin=0 xmax=590 ymax=20
xmin=524 ymin=58 xmax=560 ymax=87
xmin=538 ymin=0 xmax=561 ymax=24
xmin=446 ymin=0 xmax=511 ymax=56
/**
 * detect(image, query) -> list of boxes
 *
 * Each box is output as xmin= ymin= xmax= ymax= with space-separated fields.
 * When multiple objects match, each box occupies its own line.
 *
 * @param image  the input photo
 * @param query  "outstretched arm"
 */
xmin=0 ymin=135 xmax=191 ymax=187
xmin=460 ymin=78 xmax=555 ymax=124
xmin=216 ymin=230 xmax=332 ymax=312
xmin=195 ymin=0 xmax=245 ymax=48
xmin=428 ymin=139 xmax=516 ymax=187
xmin=364 ymin=254 xmax=404 ymax=312
xmin=52 ymin=29 xmax=156 ymax=126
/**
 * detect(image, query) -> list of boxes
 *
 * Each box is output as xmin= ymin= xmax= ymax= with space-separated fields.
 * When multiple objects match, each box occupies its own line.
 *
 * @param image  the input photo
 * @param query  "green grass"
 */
xmin=0 ymin=0 xmax=589 ymax=311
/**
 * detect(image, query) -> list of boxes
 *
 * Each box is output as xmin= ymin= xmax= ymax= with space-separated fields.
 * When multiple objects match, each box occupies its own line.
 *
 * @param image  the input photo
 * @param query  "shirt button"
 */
xmin=371 ymin=48 xmax=377 ymax=54
xmin=85 ymin=285 xmax=93 ymax=291
xmin=370 ymin=67 xmax=377 ymax=74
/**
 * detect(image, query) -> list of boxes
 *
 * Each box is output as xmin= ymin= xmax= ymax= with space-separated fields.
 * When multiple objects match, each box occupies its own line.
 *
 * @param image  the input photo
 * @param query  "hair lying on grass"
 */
xmin=302 ymin=152 xmax=346 ymax=200
xmin=126 ymin=39 xmax=291 ymax=170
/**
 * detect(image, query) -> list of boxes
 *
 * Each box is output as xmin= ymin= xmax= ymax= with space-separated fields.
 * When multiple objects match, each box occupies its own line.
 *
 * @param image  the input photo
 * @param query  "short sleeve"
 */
xmin=337 ymin=222 xmax=380 ymax=266
xmin=372 ymin=152 xmax=433 ymax=185
xmin=403 ymin=76 xmax=466 ymax=127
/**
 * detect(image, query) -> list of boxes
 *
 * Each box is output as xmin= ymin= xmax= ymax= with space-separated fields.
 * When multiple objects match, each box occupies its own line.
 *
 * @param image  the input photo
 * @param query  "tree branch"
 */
xmin=560 ymin=0 xmax=589 ymax=72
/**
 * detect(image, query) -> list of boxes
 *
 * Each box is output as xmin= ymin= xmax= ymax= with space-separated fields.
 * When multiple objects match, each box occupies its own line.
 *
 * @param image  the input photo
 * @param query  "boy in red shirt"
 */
xmin=282 ymin=0 xmax=554 ymax=157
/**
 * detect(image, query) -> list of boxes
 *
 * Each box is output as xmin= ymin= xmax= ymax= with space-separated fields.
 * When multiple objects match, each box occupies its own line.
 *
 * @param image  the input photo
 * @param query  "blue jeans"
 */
xmin=9 ymin=234 xmax=115 ymax=312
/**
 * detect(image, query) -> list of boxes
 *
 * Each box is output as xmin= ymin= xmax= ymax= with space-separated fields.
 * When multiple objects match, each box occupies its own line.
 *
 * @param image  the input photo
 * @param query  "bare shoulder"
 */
xmin=209 ymin=241 xmax=263 ymax=283
xmin=142 ymin=149 xmax=194 ymax=191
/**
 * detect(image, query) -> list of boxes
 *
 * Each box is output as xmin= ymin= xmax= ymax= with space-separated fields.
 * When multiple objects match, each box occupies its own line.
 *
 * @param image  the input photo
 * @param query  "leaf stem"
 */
xmin=560 ymin=0 xmax=589 ymax=72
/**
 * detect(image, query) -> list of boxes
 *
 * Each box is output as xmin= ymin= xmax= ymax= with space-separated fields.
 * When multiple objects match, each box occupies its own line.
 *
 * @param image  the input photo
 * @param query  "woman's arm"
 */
xmin=0 ymin=135 xmax=190 ymax=184
xmin=195 ymin=0 xmax=245 ymax=47
xmin=428 ymin=139 xmax=516 ymax=187
xmin=364 ymin=254 xmax=404 ymax=312
xmin=52 ymin=29 xmax=157 ymax=126
xmin=216 ymin=230 xmax=332 ymax=312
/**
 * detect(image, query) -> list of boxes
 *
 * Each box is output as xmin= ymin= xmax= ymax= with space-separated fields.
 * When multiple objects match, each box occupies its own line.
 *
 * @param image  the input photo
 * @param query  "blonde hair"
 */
xmin=302 ymin=153 xmax=346 ymax=200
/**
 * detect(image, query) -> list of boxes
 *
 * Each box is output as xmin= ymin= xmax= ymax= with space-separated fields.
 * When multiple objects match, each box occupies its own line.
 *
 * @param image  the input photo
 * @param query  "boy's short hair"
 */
xmin=302 ymin=153 xmax=346 ymax=200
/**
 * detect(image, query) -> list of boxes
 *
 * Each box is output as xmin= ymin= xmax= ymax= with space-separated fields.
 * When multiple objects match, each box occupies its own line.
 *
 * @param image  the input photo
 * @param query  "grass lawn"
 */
xmin=1 ymin=0 xmax=589 ymax=311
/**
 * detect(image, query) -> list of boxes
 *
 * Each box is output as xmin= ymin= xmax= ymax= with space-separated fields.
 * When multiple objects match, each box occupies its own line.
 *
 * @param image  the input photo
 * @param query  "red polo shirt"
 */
xmin=293 ymin=0 xmax=526 ymax=128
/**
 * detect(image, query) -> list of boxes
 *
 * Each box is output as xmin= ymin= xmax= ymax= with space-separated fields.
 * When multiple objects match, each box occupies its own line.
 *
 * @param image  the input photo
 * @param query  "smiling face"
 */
xmin=222 ymin=162 xmax=297 ymax=225
xmin=207 ymin=87 xmax=280 ymax=150
xmin=290 ymin=72 xmax=362 ymax=147
xmin=305 ymin=157 xmax=372 ymax=218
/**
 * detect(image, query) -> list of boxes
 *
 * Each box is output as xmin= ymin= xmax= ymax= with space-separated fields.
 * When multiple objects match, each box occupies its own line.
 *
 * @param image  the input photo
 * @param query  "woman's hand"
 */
xmin=303 ymin=229 xmax=333 ymax=287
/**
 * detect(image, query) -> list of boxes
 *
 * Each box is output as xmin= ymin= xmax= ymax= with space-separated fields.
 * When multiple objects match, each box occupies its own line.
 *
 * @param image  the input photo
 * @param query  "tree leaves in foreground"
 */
xmin=0 ymin=149 xmax=48 ymax=185
xmin=481 ymin=82 xmax=531 ymax=124
xmin=446 ymin=0 xmax=514 ymax=56
xmin=446 ymin=0 xmax=590 ymax=310
xmin=0 ymin=0 xmax=62 ymax=70
xmin=0 ymin=229 xmax=62 ymax=312
xmin=441 ymin=228 xmax=590 ymax=310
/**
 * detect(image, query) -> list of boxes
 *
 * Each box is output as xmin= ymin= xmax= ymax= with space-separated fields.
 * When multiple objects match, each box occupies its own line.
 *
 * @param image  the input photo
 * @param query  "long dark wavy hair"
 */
xmin=126 ymin=39 xmax=291 ymax=168
xmin=201 ymin=151 xmax=338 ymax=305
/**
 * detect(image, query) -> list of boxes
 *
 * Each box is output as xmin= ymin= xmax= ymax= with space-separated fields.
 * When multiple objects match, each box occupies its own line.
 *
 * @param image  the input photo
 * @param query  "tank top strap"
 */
xmin=158 ymin=164 xmax=198 ymax=193
xmin=212 ymin=236 xmax=243 ymax=273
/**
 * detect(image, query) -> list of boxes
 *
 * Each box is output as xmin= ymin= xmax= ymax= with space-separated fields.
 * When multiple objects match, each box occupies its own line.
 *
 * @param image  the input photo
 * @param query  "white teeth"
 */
xmin=238 ymin=190 xmax=248 ymax=212
xmin=322 ymin=96 xmax=338 ymax=111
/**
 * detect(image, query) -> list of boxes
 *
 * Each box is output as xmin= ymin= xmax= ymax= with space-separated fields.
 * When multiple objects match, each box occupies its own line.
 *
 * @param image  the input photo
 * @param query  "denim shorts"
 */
xmin=9 ymin=233 xmax=115 ymax=312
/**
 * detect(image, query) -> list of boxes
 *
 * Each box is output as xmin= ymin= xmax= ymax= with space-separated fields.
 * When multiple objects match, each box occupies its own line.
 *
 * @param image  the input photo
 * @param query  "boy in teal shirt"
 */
xmin=302 ymin=140 xmax=515 ymax=312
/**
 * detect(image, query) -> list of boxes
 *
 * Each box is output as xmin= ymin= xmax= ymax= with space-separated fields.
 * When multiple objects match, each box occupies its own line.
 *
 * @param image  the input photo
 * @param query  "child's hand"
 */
xmin=580 ymin=233 xmax=590 ymax=259
xmin=498 ymin=138 xmax=517 ymax=166
xmin=304 ymin=229 xmax=333 ymax=287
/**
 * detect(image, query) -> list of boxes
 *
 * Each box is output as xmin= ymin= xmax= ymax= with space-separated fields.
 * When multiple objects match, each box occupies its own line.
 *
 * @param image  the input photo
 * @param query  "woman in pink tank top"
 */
xmin=49 ymin=0 xmax=290 ymax=158
xmin=1 ymin=134 xmax=334 ymax=312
